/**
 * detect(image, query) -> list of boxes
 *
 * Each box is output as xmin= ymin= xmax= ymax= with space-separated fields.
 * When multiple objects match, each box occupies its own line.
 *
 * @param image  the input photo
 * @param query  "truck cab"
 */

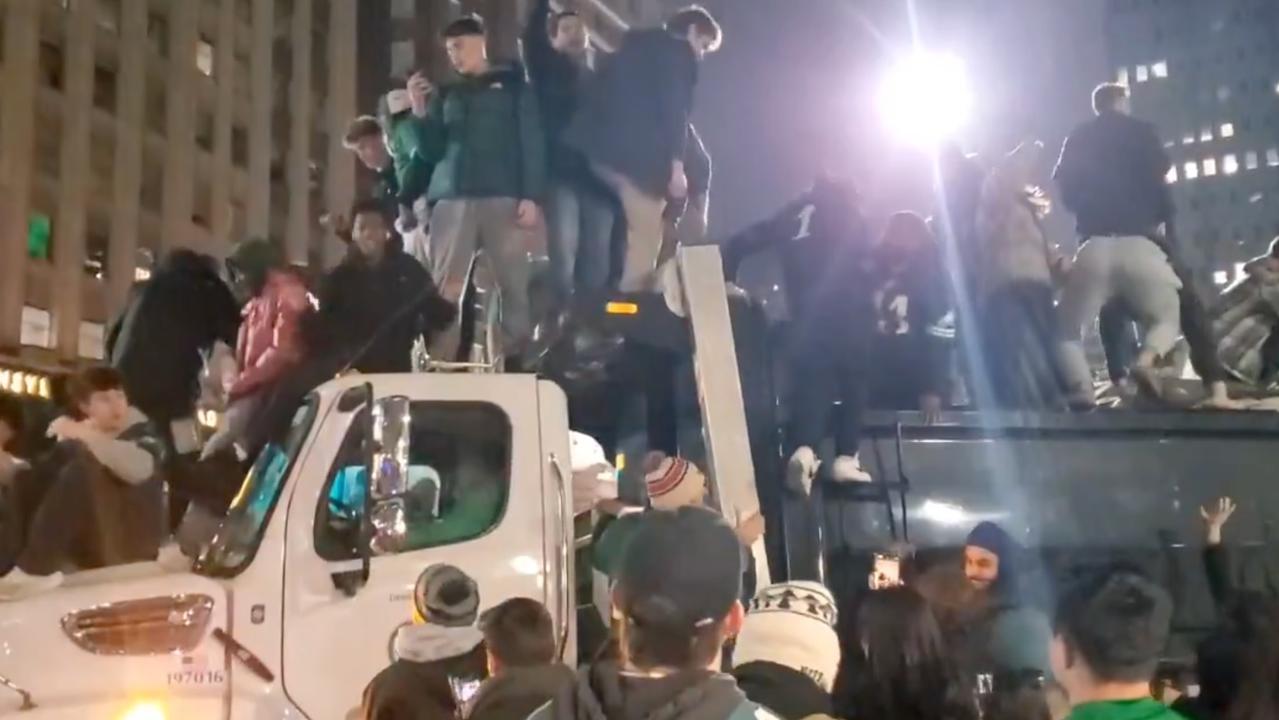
xmin=0 ymin=373 xmax=575 ymax=718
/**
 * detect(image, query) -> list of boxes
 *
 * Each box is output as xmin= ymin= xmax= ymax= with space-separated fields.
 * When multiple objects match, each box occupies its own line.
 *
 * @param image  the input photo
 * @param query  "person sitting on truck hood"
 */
xmin=531 ymin=506 xmax=774 ymax=720
xmin=361 ymin=563 xmax=488 ymax=720
xmin=731 ymin=581 xmax=841 ymax=720
xmin=466 ymin=597 xmax=575 ymax=720
xmin=0 ymin=367 xmax=165 ymax=600
xmin=591 ymin=453 xmax=764 ymax=579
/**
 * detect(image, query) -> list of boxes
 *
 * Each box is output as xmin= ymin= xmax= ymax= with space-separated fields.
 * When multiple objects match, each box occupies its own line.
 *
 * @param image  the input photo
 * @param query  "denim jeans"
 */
xmin=546 ymin=178 xmax=616 ymax=301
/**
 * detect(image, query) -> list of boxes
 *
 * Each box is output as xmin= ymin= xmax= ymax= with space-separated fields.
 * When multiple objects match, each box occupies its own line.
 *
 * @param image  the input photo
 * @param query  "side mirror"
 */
xmin=332 ymin=383 xmax=374 ymax=597
xmin=366 ymin=396 xmax=413 ymax=556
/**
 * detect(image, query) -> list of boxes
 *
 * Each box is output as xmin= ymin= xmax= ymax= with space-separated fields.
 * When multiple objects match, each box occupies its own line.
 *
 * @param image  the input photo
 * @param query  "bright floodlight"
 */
xmin=878 ymin=51 xmax=973 ymax=145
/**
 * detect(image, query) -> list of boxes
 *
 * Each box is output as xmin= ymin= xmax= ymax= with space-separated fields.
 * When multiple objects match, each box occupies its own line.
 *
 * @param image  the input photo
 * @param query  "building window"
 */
xmin=1268 ymin=148 xmax=1279 ymax=167
xmin=1135 ymin=65 xmax=1149 ymax=82
xmin=97 ymin=0 xmax=121 ymax=32
xmin=1204 ymin=157 xmax=1218 ymax=176
xmin=391 ymin=0 xmax=416 ymax=20
xmin=78 ymin=322 xmax=105 ymax=360
xmin=232 ymin=124 xmax=248 ymax=167
xmin=196 ymin=37 xmax=215 ymax=76
xmin=20 ymin=307 xmax=52 ymax=348
xmin=1184 ymin=161 xmax=1200 ymax=180
xmin=1183 ymin=133 xmax=1196 ymax=145
xmin=1165 ymin=166 xmax=1178 ymax=184
xmin=1151 ymin=60 xmax=1168 ymax=78
xmin=1116 ymin=67 xmax=1129 ymax=86
xmin=84 ymin=228 xmax=109 ymax=279
xmin=1201 ymin=126 xmax=1214 ymax=142
xmin=1221 ymin=122 xmax=1235 ymax=138
xmin=196 ymin=109 xmax=214 ymax=151
xmin=39 ymin=42 xmax=64 ymax=88
xmin=390 ymin=40 xmax=415 ymax=79
xmin=1218 ymin=85 xmax=1232 ymax=102
xmin=1246 ymin=151 xmax=1260 ymax=170
xmin=1213 ymin=270 xmax=1230 ymax=286
xmin=93 ymin=65 xmax=116 ymax=110
xmin=147 ymin=11 xmax=168 ymax=57
xmin=1223 ymin=154 xmax=1239 ymax=175
xmin=27 ymin=213 xmax=52 ymax=260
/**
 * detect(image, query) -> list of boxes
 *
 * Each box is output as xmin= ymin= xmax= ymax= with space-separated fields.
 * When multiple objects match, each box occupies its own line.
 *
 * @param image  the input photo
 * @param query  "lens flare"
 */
xmin=878 ymin=51 xmax=973 ymax=146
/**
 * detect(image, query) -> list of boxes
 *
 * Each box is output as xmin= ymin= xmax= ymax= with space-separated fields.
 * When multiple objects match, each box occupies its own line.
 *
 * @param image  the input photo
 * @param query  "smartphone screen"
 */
xmin=869 ymin=554 xmax=902 ymax=589
xmin=449 ymin=675 xmax=484 ymax=707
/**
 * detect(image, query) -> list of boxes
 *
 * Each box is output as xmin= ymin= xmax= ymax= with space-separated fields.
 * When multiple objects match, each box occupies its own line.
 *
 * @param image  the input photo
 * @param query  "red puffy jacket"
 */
xmin=230 ymin=269 xmax=312 ymax=401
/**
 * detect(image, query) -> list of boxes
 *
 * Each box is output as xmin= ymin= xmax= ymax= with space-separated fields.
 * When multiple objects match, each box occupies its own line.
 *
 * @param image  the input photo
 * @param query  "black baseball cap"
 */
xmin=615 ymin=506 xmax=743 ymax=632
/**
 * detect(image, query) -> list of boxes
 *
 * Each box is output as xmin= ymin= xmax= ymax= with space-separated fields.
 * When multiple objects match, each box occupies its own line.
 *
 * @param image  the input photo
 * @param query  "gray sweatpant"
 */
xmin=1056 ymin=234 xmax=1182 ymax=398
xmin=429 ymin=198 xmax=532 ymax=360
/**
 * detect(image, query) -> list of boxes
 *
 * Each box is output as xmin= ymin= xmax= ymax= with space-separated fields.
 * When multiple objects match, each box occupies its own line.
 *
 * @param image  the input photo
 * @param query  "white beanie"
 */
xmin=569 ymin=431 xmax=617 ymax=515
xmin=643 ymin=452 xmax=706 ymax=511
xmin=733 ymin=581 xmax=841 ymax=693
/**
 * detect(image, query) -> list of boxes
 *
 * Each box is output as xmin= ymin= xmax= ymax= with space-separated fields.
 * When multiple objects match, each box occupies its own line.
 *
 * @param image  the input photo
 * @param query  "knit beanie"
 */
xmin=733 ymin=581 xmax=841 ymax=693
xmin=643 ymin=452 xmax=707 ymax=511
xmin=413 ymin=564 xmax=480 ymax=628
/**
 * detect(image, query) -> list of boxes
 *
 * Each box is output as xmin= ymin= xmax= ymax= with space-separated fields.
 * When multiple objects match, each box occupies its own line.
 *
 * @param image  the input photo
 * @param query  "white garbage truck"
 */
xmin=0 ymin=247 xmax=772 ymax=719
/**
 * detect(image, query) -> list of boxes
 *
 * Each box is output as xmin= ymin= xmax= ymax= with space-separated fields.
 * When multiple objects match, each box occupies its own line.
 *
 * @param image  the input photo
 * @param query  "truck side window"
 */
xmin=314 ymin=401 xmax=512 ymax=560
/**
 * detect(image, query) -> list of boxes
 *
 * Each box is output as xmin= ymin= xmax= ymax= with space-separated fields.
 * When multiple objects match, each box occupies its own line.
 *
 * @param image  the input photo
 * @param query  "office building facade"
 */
xmin=1106 ymin=0 xmax=1279 ymax=285
xmin=0 ymin=0 xmax=358 ymax=390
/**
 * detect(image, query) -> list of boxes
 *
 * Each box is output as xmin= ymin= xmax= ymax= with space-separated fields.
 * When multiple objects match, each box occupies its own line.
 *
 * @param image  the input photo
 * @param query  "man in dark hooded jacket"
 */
xmin=530 ymin=507 xmax=774 ymax=720
xmin=107 ymin=249 xmax=240 ymax=455
xmin=310 ymin=198 xmax=455 ymax=374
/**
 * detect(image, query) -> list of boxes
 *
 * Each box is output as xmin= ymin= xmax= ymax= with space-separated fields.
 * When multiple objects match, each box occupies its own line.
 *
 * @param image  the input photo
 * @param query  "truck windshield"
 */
xmin=195 ymin=396 xmax=320 ymax=578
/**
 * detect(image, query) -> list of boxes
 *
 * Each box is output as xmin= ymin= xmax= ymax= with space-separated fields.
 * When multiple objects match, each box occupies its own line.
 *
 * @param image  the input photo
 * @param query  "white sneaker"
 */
xmin=786 ymin=446 xmax=820 ymax=496
xmin=831 ymin=454 xmax=873 ymax=483
xmin=0 ymin=568 xmax=64 ymax=601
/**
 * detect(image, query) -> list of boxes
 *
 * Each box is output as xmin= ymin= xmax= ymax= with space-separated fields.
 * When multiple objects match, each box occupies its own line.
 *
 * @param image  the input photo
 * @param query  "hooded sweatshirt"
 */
xmin=530 ymin=662 xmax=771 ymax=720
xmin=466 ymin=664 xmax=577 ymax=720
xmin=361 ymin=624 xmax=488 ymax=720
xmin=958 ymin=523 xmax=1053 ymax=678
xmin=731 ymin=662 xmax=832 ymax=720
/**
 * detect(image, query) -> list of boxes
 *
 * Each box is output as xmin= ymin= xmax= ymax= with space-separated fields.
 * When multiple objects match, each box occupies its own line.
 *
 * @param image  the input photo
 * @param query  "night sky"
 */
xmin=689 ymin=0 xmax=1112 ymax=244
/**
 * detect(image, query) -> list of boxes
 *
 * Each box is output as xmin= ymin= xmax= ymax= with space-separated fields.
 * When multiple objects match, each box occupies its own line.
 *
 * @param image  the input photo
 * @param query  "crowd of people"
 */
xmin=2 ymin=3 xmax=1279 ymax=719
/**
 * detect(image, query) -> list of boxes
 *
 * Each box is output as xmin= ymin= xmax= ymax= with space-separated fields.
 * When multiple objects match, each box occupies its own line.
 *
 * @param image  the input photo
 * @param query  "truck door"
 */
xmin=277 ymin=376 xmax=564 ymax=717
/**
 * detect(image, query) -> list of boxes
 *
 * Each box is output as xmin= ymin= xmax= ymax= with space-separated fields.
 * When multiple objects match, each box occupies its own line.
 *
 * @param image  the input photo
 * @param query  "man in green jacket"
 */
xmin=407 ymin=14 xmax=546 ymax=364
xmin=1051 ymin=563 xmax=1184 ymax=720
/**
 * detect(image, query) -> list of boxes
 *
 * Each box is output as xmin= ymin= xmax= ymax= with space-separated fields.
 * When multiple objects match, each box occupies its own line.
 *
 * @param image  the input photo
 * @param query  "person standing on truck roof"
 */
xmin=340 ymin=114 xmax=431 ymax=267
xmin=722 ymin=173 xmax=878 ymax=491
xmin=308 ymin=198 xmax=456 ymax=375
xmin=0 ymin=367 xmax=166 ymax=600
xmin=408 ymin=14 xmax=546 ymax=365
xmin=530 ymin=506 xmax=778 ymax=720
xmin=1053 ymin=83 xmax=1233 ymax=409
xmin=524 ymin=0 xmax=616 ymax=303
xmin=1050 ymin=563 xmax=1182 ymax=720
xmin=564 ymin=6 xmax=723 ymax=292
xmin=467 ymin=597 xmax=575 ymax=720
xmin=361 ymin=564 xmax=488 ymax=720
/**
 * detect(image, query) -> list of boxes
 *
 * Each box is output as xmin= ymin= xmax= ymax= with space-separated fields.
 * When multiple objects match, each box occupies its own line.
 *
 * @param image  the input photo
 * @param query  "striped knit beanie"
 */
xmin=643 ymin=452 xmax=707 ymax=511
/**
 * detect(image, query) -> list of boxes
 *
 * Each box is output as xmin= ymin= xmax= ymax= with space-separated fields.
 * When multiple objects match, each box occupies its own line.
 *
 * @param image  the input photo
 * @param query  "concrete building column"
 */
xmin=211 ymin=0 xmax=237 ymax=252
xmin=0 ymin=0 xmax=41 ymax=348
xmin=107 ymin=0 xmax=149 ymax=316
xmin=247 ymin=0 xmax=274 ymax=240
xmin=325 ymin=0 xmax=358 ymax=265
xmin=285 ymin=0 xmax=313 ymax=265
xmin=160 ymin=0 xmax=199 ymax=257
xmin=52 ymin=0 xmax=98 ymax=360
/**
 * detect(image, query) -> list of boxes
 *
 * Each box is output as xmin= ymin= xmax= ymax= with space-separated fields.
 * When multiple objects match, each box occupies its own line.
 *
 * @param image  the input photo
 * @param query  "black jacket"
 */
xmin=467 ymin=664 xmax=576 ymax=720
xmin=524 ymin=0 xmax=595 ymax=181
xmin=722 ymin=181 xmax=876 ymax=351
xmin=362 ymin=643 xmax=488 ymax=720
xmin=310 ymin=245 xmax=455 ymax=374
xmin=107 ymin=250 xmax=240 ymax=422
xmin=529 ymin=662 xmax=764 ymax=720
xmin=1053 ymin=110 xmax=1174 ymax=238
xmin=565 ymin=29 xmax=698 ymax=198
xmin=867 ymin=250 xmax=954 ymax=405
xmin=732 ymin=662 xmax=832 ymax=720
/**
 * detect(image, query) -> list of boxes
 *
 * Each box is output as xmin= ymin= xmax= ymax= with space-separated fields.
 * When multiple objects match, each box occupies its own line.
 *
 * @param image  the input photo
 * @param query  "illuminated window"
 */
xmin=1201 ymin=126 xmax=1214 ymax=142
xmin=20 ymin=307 xmax=52 ymax=348
xmin=1235 ymin=262 xmax=1247 ymax=281
xmin=1223 ymin=154 xmax=1239 ymax=175
xmin=78 ymin=322 xmax=105 ymax=360
xmin=1268 ymin=148 xmax=1279 ymax=167
xmin=1213 ymin=270 xmax=1230 ymax=285
xmin=196 ymin=37 xmax=215 ymax=76
xmin=1183 ymin=133 xmax=1196 ymax=145
xmin=1151 ymin=60 xmax=1168 ymax=78
xmin=1246 ymin=151 xmax=1259 ymax=170
xmin=1135 ymin=65 xmax=1149 ymax=82
xmin=1204 ymin=157 xmax=1218 ymax=176
xmin=1117 ymin=67 xmax=1129 ymax=86
xmin=1274 ymin=80 xmax=1279 ymax=95
xmin=1184 ymin=161 xmax=1200 ymax=180
xmin=1221 ymin=122 xmax=1235 ymax=138
xmin=1166 ymin=166 xmax=1178 ymax=184
xmin=1218 ymin=85 xmax=1232 ymax=102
